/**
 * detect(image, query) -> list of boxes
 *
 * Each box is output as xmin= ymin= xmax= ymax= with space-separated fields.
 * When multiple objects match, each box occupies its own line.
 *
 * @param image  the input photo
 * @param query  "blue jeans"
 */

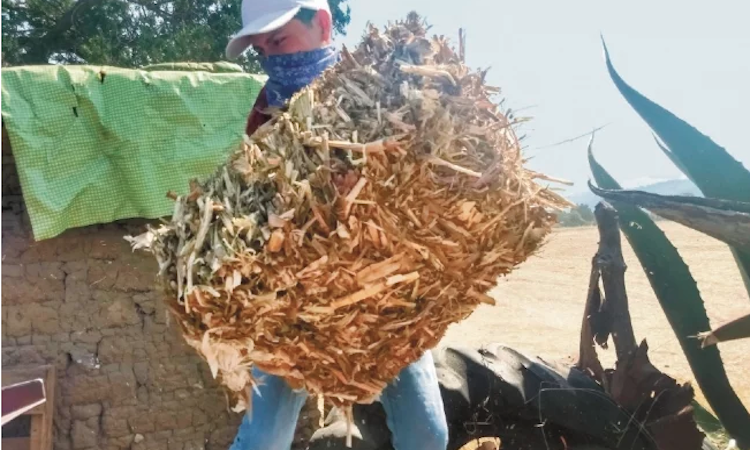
xmin=230 ymin=351 xmax=449 ymax=450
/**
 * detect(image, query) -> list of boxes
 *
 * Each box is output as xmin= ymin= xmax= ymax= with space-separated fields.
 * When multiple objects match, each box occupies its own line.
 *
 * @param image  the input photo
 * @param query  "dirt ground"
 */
xmin=443 ymin=221 xmax=750 ymax=409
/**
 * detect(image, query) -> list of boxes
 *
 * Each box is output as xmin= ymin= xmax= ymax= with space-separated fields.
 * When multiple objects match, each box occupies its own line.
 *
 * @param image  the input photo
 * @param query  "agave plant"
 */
xmin=587 ymin=40 xmax=750 ymax=449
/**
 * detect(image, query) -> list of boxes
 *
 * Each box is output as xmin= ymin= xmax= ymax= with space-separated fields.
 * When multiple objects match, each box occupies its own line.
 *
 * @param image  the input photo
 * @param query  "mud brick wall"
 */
xmin=1 ymin=130 xmax=319 ymax=450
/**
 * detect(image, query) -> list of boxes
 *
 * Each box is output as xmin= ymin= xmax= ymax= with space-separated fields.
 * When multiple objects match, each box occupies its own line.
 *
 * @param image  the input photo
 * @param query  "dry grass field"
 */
xmin=443 ymin=221 xmax=750 ymax=410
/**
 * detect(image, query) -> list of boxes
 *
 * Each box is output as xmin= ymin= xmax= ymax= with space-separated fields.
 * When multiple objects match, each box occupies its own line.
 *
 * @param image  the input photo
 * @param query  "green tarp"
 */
xmin=1 ymin=64 xmax=266 ymax=240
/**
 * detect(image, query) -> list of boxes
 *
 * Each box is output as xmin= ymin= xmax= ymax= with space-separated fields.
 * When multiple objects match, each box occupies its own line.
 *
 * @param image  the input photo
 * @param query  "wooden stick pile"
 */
xmin=128 ymin=12 xmax=570 ymax=413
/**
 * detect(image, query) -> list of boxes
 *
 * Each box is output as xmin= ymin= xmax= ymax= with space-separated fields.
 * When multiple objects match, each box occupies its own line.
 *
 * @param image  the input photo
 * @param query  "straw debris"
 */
xmin=128 ymin=12 xmax=570 ymax=412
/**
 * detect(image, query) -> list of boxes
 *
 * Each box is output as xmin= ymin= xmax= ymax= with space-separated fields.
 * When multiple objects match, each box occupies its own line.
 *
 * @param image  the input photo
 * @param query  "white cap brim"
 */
xmin=225 ymin=6 xmax=301 ymax=59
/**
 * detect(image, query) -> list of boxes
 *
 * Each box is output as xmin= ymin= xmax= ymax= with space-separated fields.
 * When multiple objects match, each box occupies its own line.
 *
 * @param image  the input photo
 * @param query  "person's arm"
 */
xmin=245 ymin=86 xmax=271 ymax=137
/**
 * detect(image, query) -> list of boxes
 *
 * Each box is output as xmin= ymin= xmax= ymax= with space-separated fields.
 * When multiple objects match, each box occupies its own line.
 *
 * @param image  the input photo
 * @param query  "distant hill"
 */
xmin=566 ymin=178 xmax=701 ymax=208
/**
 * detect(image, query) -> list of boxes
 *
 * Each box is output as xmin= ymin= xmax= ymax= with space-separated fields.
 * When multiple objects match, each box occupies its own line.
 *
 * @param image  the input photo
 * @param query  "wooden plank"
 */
xmin=30 ymin=415 xmax=43 ymax=450
xmin=2 ymin=366 xmax=50 ymax=387
xmin=41 ymin=366 xmax=55 ymax=450
xmin=2 ymin=437 xmax=31 ymax=450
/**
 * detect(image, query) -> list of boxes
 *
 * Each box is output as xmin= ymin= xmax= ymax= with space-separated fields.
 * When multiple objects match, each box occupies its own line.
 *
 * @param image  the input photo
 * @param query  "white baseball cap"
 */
xmin=226 ymin=0 xmax=331 ymax=59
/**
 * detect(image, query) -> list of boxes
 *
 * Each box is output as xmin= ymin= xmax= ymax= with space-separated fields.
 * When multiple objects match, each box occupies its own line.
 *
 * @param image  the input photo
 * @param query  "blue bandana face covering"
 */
xmin=259 ymin=45 xmax=340 ymax=107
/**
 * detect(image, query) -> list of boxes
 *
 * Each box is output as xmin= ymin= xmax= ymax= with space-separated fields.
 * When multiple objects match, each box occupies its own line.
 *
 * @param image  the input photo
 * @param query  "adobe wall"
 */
xmin=1 ymin=130 xmax=318 ymax=449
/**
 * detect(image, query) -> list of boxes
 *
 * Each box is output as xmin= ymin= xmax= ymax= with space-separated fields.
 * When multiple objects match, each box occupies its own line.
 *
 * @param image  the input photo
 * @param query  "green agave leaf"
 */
xmin=653 ymin=136 xmax=694 ymax=184
xmin=604 ymin=40 xmax=750 ymax=299
xmin=588 ymin=139 xmax=750 ymax=447
xmin=602 ymin=39 xmax=750 ymax=201
xmin=692 ymin=401 xmax=732 ymax=449
xmin=731 ymin=249 xmax=750 ymax=300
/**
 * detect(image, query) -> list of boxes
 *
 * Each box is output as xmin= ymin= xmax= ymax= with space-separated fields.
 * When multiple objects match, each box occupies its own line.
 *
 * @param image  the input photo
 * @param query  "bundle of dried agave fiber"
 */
xmin=128 ymin=13 xmax=570 ymax=413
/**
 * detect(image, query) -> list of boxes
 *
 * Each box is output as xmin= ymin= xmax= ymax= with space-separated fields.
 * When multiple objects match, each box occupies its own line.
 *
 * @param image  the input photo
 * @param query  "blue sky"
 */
xmin=337 ymin=0 xmax=750 ymax=194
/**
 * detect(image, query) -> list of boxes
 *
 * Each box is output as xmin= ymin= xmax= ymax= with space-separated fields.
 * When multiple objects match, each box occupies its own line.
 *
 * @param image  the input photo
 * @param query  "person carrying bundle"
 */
xmin=223 ymin=1 xmax=449 ymax=449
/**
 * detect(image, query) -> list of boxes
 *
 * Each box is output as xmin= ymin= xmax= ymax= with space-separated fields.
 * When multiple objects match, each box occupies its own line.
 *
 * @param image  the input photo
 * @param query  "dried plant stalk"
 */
xmin=127 ymin=12 xmax=570 ymax=413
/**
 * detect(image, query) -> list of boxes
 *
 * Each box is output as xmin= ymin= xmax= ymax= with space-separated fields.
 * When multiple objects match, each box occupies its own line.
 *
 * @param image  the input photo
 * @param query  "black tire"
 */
xmin=308 ymin=344 xmax=707 ymax=450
